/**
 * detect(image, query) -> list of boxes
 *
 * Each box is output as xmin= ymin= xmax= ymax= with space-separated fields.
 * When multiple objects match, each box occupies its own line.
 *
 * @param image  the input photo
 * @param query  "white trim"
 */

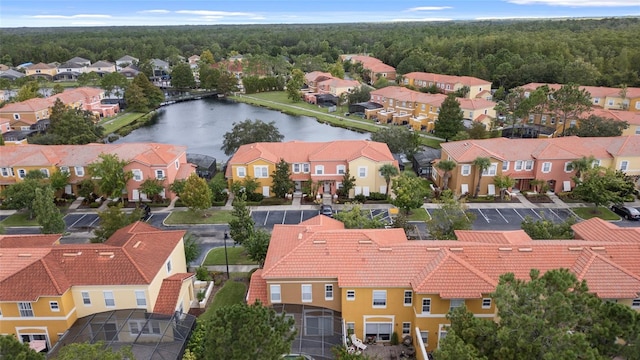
xmin=325 ymin=284 xmax=334 ymax=301
xmin=270 ymin=284 xmax=282 ymax=303
xmin=346 ymin=290 xmax=355 ymax=301
xmin=372 ymin=290 xmax=387 ymax=308
xmin=301 ymin=284 xmax=312 ymax=303
xmin=541 ymin=162 xmax=552 ymax=173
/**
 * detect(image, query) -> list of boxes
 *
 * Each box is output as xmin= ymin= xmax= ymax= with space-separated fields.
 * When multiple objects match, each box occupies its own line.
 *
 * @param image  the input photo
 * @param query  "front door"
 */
xmin=262 ymin=186 xmax=270 ymax=197
xmin=323 ymin=181 xmax=331 ymax=193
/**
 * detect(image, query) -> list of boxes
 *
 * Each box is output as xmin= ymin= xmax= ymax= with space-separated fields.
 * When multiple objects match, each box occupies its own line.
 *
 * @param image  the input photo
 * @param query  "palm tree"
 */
xmin=570 ymin=155 xmax=596 ymax=181
xmin=473 ymin=157 xmax=492 ymax=198
xmin=493 ymin=174 xmax=515 ymax=200
xmin=379 ymin=164 xmax=399 ymax=197
xmin=436 ymin=160 xmax=456 ymax=190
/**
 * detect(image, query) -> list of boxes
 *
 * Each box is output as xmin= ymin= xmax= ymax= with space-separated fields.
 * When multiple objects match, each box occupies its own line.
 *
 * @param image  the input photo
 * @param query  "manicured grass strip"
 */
xmin=203 ymin=246 xmax=257 ymax=266
xmin=100 ymin=112 xmax=145 ymax=134
xmin=201 ymin=280 xmax=247 ymax=320
xmin=571 ymin=206 xmax=620 ymax=221
xmin=164 ymin=210 xmax=233 ymax=224
xmin=0 ymin=212 xmax=39 ymax=226
xmin=407 ymin=208 xmax=429 ymax=222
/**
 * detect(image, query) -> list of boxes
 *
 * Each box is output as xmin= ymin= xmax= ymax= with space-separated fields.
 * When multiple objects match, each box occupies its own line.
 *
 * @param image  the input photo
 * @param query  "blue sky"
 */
xmin=1 ymin=0 xmax=638 ymax=27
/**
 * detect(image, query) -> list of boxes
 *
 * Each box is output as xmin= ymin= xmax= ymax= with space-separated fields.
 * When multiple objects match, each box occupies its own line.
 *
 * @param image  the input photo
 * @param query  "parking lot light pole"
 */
xmin=224 ymin=230 xmax=230 ymax=280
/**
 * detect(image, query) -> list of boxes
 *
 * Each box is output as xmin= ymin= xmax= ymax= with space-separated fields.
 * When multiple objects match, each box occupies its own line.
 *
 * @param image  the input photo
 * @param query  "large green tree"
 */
xmin=228 ymin=194 xmax=255 ymax=245
xmin=391 ymin=172 xmax=430 ymax=215
xmin=138 ymin=179 xmax=165 ymax=203
xmin=370 ymin=126 xmax=420 ymax=157
xmin=565 ymin=115 xmax=629 ymax=137
xmin=436 ymin=160 xmax=456 ymax=190
xmin=521 ymin=213 xmax=577 ymax=239
xmin=434 ymin=93 xmax=464 ymax=142
xmin=88 ymin=153 xmax=132 ymax=200
xmin=125 ymin=73 xmax=164 ymax=112
xmin=270 ymin=159 xmax=294 ymax=198
xmin=550 ymin=84 xmax=592 ymax=136
xmin=379 ymin=163 xmax=399 ymax=197
xmin=170 ymin=62 xmax=196 ymax=89
xmin=15 ymin=81 xmax=42 ymax=102
xmin=472 ymin=157 xmax=491 ymax=198
xmin=243 ymin=229 xmax=271 ymax=268
xmin=201 ymin=302 xmax=296 ymax=360
xmin=286 ymin=68 xmax=304 ymax=102
xmin=221 ymin=119 xmax=284 ymax=156
xmin=0 ymin=171 xmax=47 ymax=219
xmin=31 ymin=98 xmax=103 ymax=145
xmin=334 ymin=204 xmax=386 ymax=229
xmin=92 ymin=204 xmax=142 ymax=243
xmin=33 ymin=186 xmax=66 ymax=234
xmin=0 ymin=334 xmax=44 ymax=360
xmin=572 ymin=167 xmax=625 ymax=212
xmin=100 ymin=72 xmax=129 ymax=101
xmin=55 ymin=341 xmax=133 ymax=360
xmin=180 ymin=173 xmax=212 ymax=213
xmin=426 ymin=190 xmax=475 ymax=240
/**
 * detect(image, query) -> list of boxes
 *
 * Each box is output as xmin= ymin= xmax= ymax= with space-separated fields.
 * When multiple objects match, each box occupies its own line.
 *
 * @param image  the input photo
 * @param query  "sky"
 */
xmin=0 ymin=0 xmax=639 ymax=28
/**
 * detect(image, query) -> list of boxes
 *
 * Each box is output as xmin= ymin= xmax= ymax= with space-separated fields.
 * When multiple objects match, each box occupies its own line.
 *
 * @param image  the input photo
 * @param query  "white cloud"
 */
xmin=70 ymin=21 xmax=108 ymax=26
xmin=31 ymin=14 xmax=112 ymax=19
xmin=390 ymin=17 xmax=452 ymax=22
xmin=475 ymin=15 xmax=570 ymax=19
xmin=175 ymin=10 xmax=255 ymax=17
xmin=506 ymin=0 xmax=639 ymax=6
xmin=138 ymin=9 xmax=171 ymax=14
xmin=407 ymin=6 xmax=453 ymax=11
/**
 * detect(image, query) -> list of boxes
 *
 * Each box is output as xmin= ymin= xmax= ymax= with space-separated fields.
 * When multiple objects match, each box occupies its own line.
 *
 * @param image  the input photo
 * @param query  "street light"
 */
xmin=223 ymin=229 xmax=230 ymax=280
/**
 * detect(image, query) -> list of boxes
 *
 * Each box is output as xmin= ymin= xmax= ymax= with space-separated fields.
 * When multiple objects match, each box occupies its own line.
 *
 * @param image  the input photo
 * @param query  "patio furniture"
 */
xmin=350 ymin=334 xmax=367 ymax=351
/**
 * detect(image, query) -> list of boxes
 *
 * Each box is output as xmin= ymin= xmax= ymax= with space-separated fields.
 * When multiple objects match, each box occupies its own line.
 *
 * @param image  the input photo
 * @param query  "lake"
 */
xmin=114 ymin=98 xmax=370 ymax=161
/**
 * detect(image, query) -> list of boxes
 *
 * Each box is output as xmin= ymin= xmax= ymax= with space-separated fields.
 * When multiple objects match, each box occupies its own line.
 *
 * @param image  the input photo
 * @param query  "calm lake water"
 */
xmin=114 ymin=98 xmax=370 ymax=161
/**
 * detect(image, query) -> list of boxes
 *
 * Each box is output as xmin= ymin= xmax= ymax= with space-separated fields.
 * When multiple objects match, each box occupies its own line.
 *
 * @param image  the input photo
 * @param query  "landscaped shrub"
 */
xmin=353 ymin=194 xmax=366 ymax=203
xmin=367 ymin=192 xmax=387 ymax=201
xmin=196 ymin=266 xmax=212 ymax=281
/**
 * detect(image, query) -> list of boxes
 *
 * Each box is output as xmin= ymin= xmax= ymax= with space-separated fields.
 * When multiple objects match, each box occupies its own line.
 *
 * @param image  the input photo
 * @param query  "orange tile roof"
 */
xmin=404 ymin=72 xmax=491 ymax=87
xmin=153 ymin=273 xmax=195 ymax=315
xmin=457 ymin=98 xmax=496 ymax=110
xmin=247 ymin=269 xmax=268 ymax=304
xmin=257 ymin=217 xmax=640 ymax=300
xmin=0 ymin=97 xmax=51 ymax=113
xmin=520 ymin=83 xmax=640 ymax=100
xmin=0 ymin=234 xmax=60 ymax=248
xmin=0 ymin=222 xmax=186 ymax=302
xmin=587 ymin=108 xmax=640 ymax=125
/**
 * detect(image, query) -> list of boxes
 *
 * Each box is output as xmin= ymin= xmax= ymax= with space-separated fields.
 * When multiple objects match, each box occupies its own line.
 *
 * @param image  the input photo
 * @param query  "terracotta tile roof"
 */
xmin=0 ymin=97 xmax=51 ymax=113
xmin=153 ymin=273 xmax=194 ymax=315
xmin=0 ymin=222 xmax=185 ymax=302
xmin=572 ymin=217 xmax=640 ymax=242
xmin=457 ymin=98 xmax=496 ymax=110
xmin=0 ymin=234 xmax=60 ymax=248
xmin=227 ymin=140 xmax=396 ymax=168
xmin=520 ymin=83 xmax=640 ymax=100
xmin=247 ymin=269 xmax=268 ymax=304
xmin=27 ymin=62 xmax=56 ymax=70
xmin=318 ymin=78 xmax=360 ymax=89
xmin=587 ymin=108 xmax=640 ymax=125
xmin=305 ymin=71 xmax=333 ymax=83
xmin=404 ymin=72 xmax=491 ymax=87
xmin=257 ymin=217 xmax=640 ymax=300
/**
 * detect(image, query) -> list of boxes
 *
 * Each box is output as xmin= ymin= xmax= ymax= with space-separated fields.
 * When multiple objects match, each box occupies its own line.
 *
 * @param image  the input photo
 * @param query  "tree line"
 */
xmin=1 ymin=18 xmax=638 ymax=89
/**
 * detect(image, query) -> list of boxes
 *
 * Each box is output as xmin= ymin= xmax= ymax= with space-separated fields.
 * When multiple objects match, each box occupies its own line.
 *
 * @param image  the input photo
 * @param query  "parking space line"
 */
xmin=300 ymin=211 xmax=304 ymax=223
xmin=496 ymin=209 xmax=509 ymax=223
xmin=263 ymin=211 xmax=269 ymax=226
xmin=513 ymin=209 xmax=525 ymax=220
xmin=145 ymin=214 xmax=154 ymax=222
xmin=88 ymin=216 xmax=100 ymax=227
xmin=425 ymin=209 xmax=432 ymax=220
xmin=282 ymin=210 xmax=287 ymax=224
xmin=477 ymin=209 xmax=490 ymax=223
xmin=530 ymin=208 xmax=543 ymax=219
xmin=548 ymin=208 xmax=563 ymax=221
xmin=70 ymin=214 xmax=86 ymax=228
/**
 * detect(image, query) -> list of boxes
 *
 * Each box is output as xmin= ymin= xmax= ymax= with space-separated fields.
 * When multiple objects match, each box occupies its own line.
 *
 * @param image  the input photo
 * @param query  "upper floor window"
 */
xmin=482 ymin=164 xmax=498 ymax=176
xmin=303 ymin=163 xmax=310 ymax=173
xmin=74 ymin=166 xmax=85 ymax=177
xmin=38 ymin=168 xmax=49 ymax=177
xmin=564 ymin=162 xmax=574 ymax=172
xmin=514 ymin=161 xmax=523 ymax=171
xmin=325 ymin=284 xmax=334 ymax=300
xmin=482 ymin=298 xmax=492 ymax=309
xmin=632 ymin=298 xmax=640 ymax=308
xmin=270 ymin=284 xmax=281 ymax=303
xmin=293 ymin=163 xmax=301 ymax=173
xmin=422 ymin=298 xmax=431 ymax=314
xmin=166 ymin=260 xmax=172 ymax=273
xmin=17 ymin=169 xmax=26 ymax=179
xmin=50 ymin=301 xmax=60 ymax=312
xmin=132 ymin=169 xmax=143 ymax=181
xmin=254 ymin=165 xmax=269 ymax=178
xmin=542 ymin=162 xmax=552 ymax=173
xmin=59 ymin=166 xmax=69 ymax=174
xmin=13 ymin=113 xmax=20 ymax=120
xmin=301 ymin=284 xmax=312 ymax=302
xmin=18 ymin=302 xmax=33 ymax=317
xmin=337 ymin=165 xmax=346 ymax=175
xmin=346 ymin=290 xmax=355 ymax=301
xmin=461 ymin=165 xmax=471 ymax=176
xmin=524 ymin=160 xmax=534 ymax=171
xmin=502 ymin=161 xmax=509 ymax=171
xmin=372 ymin=290 xmax=387 ymax=308
xmin=236 ymin=167 xmax=246 ymax=178
xmin=315 ymin=165 xmax=324 ymax=175
xmin=175 ymin=160 xmax=179 ymax=169
xmin=593 ymin=97 xmax=600 ymax=104
xmin=135 ymin=290 xmax=147 ymax=307
xmin=155 ymin=170 xmax=165 ymax=180
xmin=358 ymin=166 xmax=367 ymax=178
xmin=404 ymin=290 xmax=412 ymax=306
xmin=104 ymin=291 xmax=115 ymax=307
xmin=620 ymin=161 xmax=629 ymax=171
xmin=450 ymin=299 xmax=464 ymax=312
xmin=0 ymin=167 xmax=11 ymax=177
xmin=82 ymin=291 xmax=91 ymax=305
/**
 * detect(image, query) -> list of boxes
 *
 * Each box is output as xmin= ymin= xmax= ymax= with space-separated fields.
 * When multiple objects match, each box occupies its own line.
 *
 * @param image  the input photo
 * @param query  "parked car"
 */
xmin=320 ymin=205 xmax=333 ymax=217
xmin=282 ymin=354 xmax=315 ymax=360
xmin=610 ymin=204 xmax=640 ymax=220
xmin=140 ymin=204 xmax=152 ymax=221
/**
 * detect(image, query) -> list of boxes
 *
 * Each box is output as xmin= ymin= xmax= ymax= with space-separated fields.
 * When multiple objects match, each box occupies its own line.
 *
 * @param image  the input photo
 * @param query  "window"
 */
xmin=404 ymin=290 xmax=412 ymax=306
xmin=270 ymin=285 xmax=281 ymax=303
xmin=636 ymin=102 xmax=640 ymax=110
xmin=608 ymin=99 xmax=614 ymax=106
xmin=13 ymin=113 xmax=20 ymax=120
xmin=372 ymin=290 xmax=387 ymax=307
xmin=82 ymin=291 xmax=91 ymax=305
xmin=347 ymin=322 xmax=355 ymax=333
xmin=74 ymin=166 xmax=85 ymax=176
xmin=234 ymin=166 xmax=247 ymax=177
xmin=166 ymin=260 xmax=172 ymax=273
xmin=564 ymin=162 xmax=574 ymax=172
xmin=461 ymin=165 xmax=471 ymax=176
xmin=542 ymin=162 xmax=552 ymax=173
xmin=636 ymin=126 xmax=640 ymax=135
xmin=315 ymin=165 xmax=324 ymax=175
xmin=358 ymin=166 xmax=367 ymax=178
xmin=524 ymin=160 xmax=533 ymax=171
xmin=541 ymin=115 xmax=547 ymax=124
xmin=502 ymin=161 xmax=509 ymax=171
xmin=592 ymin=159 xmax=601 ymax=167
xmin=129 ymin=320 xmax=161 ymax=335
xmin=337 ymin=165 xmax=346 ymax=175
xmin=438 ymin=325 xmax=449 ymax=347
xmin=593 ymin=97 xmax=600 ymax=104
xmin=293 ymin=163 xmax=300 ymax=173
xmin=422 ymin=298 xmax=431 ymax=314
xmin=301 ymin=284 xmax=312 ymax=302
xmin=346 ymin=290 xmax=355 ymax=301
xmin=632 ymin=298 xmax=640 ymax=308
xmin=254 ymin=165 xmax=269 ymax=178
xmin=528 ymin=114 xmax=534 ymax=123
xmin=514 ymin=160 xmax=523 ymax=171
xmin=135 ymin=290 xmax=147 ymax=307
xmin=402 ymin=322 xmax=411 ymax=336
xmin=303 ymin=163 xmax=310 ymax=173
xmin=104 ymin=291 xmax=115 ymax=307
xmin=551 ymin=117 xmax=556 ymax=124
xmin=18 ymin=302 xmax=34 ymax=317
xmin=482 ymin=298 xmax=492 ymax=309
xmin=420 ymin=331 xmax=429 ymax=346
xmin=365 ymin=322 xmax=392 ymax=341
xmin=18 ymin=169 xmax=26 ymax=178
xmin=449 ymin=299 xmax=464 ymax=312
xmin=132 ymin=169 xmax=143 ymax=181
xmin=40 ymin=168 xmax=50 ymax=177
xmin=620 ymin=161 xmax=629 ymax=171
xmin=50 ymin=301 xmax=60 ymax=312
xmin=155 ymin=170 xmax=165 ymax=179
xmin=0 ymin=167 xmax=9 ymax=177
xmin=59 ymin=166 xmax=69 ymax=174
xmin=482 ymin=164 xmax=498 ymax=176
xmin=325 ymin=284 xmax=333 ymax=300
xmin=175 ymin=160 xmax=179 ymax=169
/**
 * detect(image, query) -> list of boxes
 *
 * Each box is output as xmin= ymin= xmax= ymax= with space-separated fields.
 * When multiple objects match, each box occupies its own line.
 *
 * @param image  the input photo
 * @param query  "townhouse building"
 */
xmin=521 ymin=83 xmax=640 ymax=112
xmin=116 ymin=55 xmax=139 ymax=70
xmin=247 ymin=216 xmax=640 ymax=360
xmin=86 ymin=60 xmax=116 ymax=75
xmin=345 ymin=55 xmax=396 ymax=85
xmin=24 ymin=62 xmax=58 ymax=81
xmin=0 ymin=222 xmax=194 ymax=352
xmin=0 ymin=143 xmax=196 ymax=201
xmin=304 ymin=71 xmax=334 ymax=93
xmin=303 ymin=71 xmax=360 ymax=104
xmin=402 ymin=72 xmax=492 ymax=99
xmin=225 ymin=140 xmax=399 ymax=198
xmin=435 ymin=136 xmax=640 ymax=196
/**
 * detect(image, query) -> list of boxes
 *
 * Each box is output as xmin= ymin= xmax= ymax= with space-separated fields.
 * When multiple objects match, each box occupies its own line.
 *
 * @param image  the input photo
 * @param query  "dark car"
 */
xmin=140 ymin=204 xmax=152 ymax=221
xmin=320 ymin=205 xmax=333 ymax=217
xmin=611 ymin=204 xmax=640 ymax=220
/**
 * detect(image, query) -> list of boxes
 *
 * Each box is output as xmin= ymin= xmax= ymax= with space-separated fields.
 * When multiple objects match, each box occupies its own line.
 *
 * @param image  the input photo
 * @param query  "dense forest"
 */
xmin=1 ymin=18 xmax=639 ymax=89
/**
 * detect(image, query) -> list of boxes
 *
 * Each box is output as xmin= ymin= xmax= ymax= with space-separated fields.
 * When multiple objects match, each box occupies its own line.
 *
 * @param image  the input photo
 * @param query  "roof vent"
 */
xmin=449 ymin=247 xmax=463 ymax=252
xmin=313 ymin=240 xmax=326 ymax=244
xmin=63 ymin=252 xmax=81 ymax=257
xmin=379 ymin=247 xmax=392 ymax=252
xmin=18 ymin=253 xmax=32 ymax=257
xmin=568 ymin=247 xmax=584 ymax=251
xmin=498 ymin=247 xmax=512 ymax=251
xmin=98 ymin=252 xmax=115 ymax=258
xmin=426 ymin=247 xmax=441 ymax=251
xmin=358 ymin=240 xmax=372 ymax=244
xmin=298 ymin=233 xmax=303 ymax=240
xmin=133 ymin=241 xmax=142 ymax=248
xmin=590 ymin=246 xmax=605 ymax=251
xmin=518 ymin=248 xmax=533 ymax=252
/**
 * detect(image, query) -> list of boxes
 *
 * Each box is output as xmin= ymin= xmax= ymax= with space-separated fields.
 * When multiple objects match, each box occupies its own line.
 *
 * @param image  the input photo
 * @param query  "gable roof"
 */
xmin=404 ymin=72 xmax=491 ymax=87
xmin=154 ymin=273 xmax=195 ymax=315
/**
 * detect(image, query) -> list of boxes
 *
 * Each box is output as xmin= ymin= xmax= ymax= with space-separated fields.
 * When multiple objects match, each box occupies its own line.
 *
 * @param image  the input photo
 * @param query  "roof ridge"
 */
xmin=447 ymin=251 xmax=497 ymax=287
xmin=572 ymin=250 xmax=595 ymax=282
xmin=589 ymin=249 xmax=640 ymax=282
xmin=120 ymin=239 xmax=152 ymax=283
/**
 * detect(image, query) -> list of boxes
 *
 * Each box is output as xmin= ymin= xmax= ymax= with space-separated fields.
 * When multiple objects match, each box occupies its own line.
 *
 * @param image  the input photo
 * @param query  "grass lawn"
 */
xmin=232 ymin=92 xmax=442 ymax=149
xmin=1 ymin=212 xmax=39 ymax=226
xmin=203 ymin=246 xmax=257 ymax=266
xmin=100 ymin=112 xmax=144 ymax=134
xmin=201 ymin=280 xmax=247 ymax=319
xmin=164 ymin=209 xmax=233 ymax=224
xmin=571 ymin=206 xmax=620 ymax=221
xmin=407 ymin=208 xmax=429 ymax=221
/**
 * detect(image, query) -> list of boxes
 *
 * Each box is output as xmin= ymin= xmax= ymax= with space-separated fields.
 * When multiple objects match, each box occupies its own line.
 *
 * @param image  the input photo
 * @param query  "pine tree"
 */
xmin=434 ymin=93 xmax=465 ymax=142
xmin=270 ymin=159 xmax=294 ymax=198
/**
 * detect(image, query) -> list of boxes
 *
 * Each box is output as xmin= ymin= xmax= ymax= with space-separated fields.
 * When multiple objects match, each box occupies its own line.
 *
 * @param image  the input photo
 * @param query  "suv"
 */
xmin=611 ymin=204 xmax=640 ymax=220
xmin=320 ymin=205 xmax=333 ymax=217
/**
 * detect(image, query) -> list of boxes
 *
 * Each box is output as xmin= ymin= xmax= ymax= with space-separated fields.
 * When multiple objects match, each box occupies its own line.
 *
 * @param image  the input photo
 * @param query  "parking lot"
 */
xmin=251 ymin=209 xmax=394 ymax=230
